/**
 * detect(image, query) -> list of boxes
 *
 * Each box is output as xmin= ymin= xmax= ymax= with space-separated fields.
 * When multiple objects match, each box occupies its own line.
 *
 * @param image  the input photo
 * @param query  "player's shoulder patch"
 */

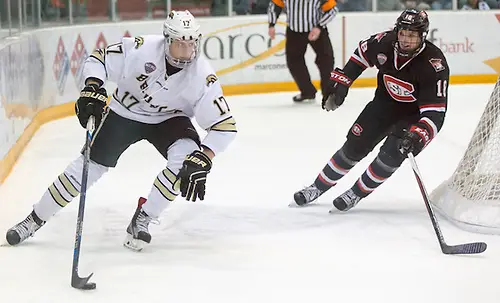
xmin=206 ymin=74 xmax=218 ymax=87
xmin=134 ymin=36 xmax=144 ymax=49
xmin=429 ymin=58 xmax=446 ymax=72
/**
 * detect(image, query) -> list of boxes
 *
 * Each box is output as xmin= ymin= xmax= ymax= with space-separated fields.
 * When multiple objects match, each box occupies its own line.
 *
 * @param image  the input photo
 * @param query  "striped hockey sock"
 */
xmin=314 ymin=148 xmax=358 ymax=192
xmin=352 ymin=155 xmax=398 ymax=198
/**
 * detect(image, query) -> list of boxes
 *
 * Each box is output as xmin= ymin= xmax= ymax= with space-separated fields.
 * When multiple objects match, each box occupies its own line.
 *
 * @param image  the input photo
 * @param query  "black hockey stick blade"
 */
xmin=71 ymin=272 xmax=96 ymax=290
xmin=442 ymin=242 xmax=487 ymax=255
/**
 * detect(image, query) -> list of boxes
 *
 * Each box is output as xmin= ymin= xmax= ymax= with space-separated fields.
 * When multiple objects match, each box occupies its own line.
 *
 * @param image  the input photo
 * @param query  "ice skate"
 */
xmin=124 ymin=197 xmax=153 ymax=251
xmin=6 ymin=210 xmax=45 ymax=245
xmin=330 ymin=189 xmax=362 ymax=213
xmin=291 ymin=184 xmax=324 ymax=207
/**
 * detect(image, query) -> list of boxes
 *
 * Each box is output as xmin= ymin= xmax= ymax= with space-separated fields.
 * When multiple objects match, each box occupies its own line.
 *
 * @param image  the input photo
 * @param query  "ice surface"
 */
xmin=1 ymin=84 xmax=499 ymax=303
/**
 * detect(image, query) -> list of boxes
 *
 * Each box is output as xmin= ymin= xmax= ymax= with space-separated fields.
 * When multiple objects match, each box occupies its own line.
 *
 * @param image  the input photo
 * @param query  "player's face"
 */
xmin=397 ymin=29 xmax=421 ymax=52
xmin=169 ymin=39 xmax=196 ymax=60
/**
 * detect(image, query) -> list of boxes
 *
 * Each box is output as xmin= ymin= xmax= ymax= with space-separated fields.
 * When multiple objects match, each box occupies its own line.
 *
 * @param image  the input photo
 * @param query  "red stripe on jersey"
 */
xmin=419 ymin=103 xmax=446 ymax=109
xmin=349 ymin=56 xmax=368 ymax=69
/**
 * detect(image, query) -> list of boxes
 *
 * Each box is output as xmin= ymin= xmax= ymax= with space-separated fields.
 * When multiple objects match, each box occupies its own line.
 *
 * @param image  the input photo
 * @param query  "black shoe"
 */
xmin=6 ymin=210 xmax=45 ymax=245
xmin=292 ymin=94 xmax=316 ymax=103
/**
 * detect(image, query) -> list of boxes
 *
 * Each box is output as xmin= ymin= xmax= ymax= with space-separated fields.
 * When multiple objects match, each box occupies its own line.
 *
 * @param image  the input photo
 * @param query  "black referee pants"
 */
xmin=286 ymin=26 xmax=334 ymax=98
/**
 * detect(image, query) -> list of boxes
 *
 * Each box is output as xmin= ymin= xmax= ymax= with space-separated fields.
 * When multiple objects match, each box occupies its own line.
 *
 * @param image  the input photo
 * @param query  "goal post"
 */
xmin=430 ymin=76 xmax=500 ymax=234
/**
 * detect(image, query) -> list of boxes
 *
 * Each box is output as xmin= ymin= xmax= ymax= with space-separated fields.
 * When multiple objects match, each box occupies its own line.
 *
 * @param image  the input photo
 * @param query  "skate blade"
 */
xmin=123 ymin=234 xmax=147 ymax=252
xmin=289 ymin=200 xmax=318 ymax=208
xmin=288 ymin=201 xmax=311 ymax=208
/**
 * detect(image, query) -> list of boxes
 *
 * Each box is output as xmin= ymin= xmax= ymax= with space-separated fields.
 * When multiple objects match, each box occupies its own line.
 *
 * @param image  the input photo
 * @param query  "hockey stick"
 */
xmin=407 ymin=152 xmax=487 ymax=255
xmin=71 ymin=115 xmax=96 ymax=290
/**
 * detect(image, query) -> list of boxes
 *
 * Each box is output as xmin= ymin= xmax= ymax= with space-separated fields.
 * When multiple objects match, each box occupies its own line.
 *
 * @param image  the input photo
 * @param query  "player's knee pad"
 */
xmin=341 ymin=140 xmax=373 ymax=162
xmin=378 ymin=146 xmax=405 ymax=168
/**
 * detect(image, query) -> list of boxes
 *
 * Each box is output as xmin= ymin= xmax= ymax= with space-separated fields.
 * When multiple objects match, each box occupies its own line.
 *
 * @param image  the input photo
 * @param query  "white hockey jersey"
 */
xmin=82 ymin=35 xmax=236 ymax=155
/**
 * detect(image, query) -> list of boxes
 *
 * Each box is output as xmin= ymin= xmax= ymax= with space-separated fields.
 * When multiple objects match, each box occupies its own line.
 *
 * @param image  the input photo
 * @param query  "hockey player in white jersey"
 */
xmin=5 ymin=10 xmax=237 ymax=251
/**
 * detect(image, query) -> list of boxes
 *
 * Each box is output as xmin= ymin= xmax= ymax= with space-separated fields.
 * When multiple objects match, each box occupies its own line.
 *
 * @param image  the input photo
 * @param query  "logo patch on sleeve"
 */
xmin=351 ymin=123 xmax=363 ymax=136
xmin=429 ymin=58 xmax=445 ymax=72
xmin=377 ymin=53 xmax=387 ymax=65
xmin=206 ymin=74 xmax=218 ymax=87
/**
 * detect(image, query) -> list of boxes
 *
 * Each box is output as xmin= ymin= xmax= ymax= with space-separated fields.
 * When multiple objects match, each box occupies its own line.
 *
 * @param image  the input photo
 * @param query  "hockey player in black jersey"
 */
xmin=293 ymin=9 xmax=449 ymax=211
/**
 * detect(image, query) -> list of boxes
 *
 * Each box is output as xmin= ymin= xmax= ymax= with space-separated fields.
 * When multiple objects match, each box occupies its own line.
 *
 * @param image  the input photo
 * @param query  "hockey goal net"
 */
xmin=431 ymin=76 xmax=500 ymax=234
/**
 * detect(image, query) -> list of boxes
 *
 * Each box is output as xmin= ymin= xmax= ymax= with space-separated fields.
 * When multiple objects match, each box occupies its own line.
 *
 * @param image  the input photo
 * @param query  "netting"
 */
xmin=431 ymin=76 xmax=500 ymax=234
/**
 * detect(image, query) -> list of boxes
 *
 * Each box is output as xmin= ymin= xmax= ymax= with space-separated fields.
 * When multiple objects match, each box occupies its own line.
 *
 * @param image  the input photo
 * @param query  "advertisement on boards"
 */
xmin=34 ymin=15 xmax=343 ymax=105
xmin=0 ymin=35 xmax=44 ymax=159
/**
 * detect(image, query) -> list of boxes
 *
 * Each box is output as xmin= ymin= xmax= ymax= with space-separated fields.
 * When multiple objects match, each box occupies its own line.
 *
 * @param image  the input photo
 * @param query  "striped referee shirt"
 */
xmin=268 ymin=0 xmax=338 ymax=33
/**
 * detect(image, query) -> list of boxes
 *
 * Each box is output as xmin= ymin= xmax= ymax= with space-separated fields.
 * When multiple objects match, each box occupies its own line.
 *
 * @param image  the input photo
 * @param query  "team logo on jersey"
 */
xmin=383 ymin=75 xmax=416 ymax=102
xmin=134 ymin=36 xmax=144 ymax=49
xmin=429 ymin=58 xmax=445 ymax=72
xmin=377 ymin=53 xmax=387 ymax=65
xmin=352 ymin=123 xmax=363 ymax=136
xmin=145 ymin=62 xmax=156 ymax=74
xmin=206 ymin=74 xmax=218 ymax=87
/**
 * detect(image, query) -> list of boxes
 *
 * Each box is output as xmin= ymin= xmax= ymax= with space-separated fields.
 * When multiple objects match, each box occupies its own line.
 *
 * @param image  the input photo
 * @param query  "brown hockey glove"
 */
xmin=176 ymin=150 xmax=212 ymax=202
xmin=75 ymin=84 xmax=107 ymax=128
xmin=322 ymin=68 xmax=353 ymax=112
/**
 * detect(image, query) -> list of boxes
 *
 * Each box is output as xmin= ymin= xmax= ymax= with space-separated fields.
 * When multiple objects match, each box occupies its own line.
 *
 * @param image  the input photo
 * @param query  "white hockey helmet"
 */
xmin=163 ymin=10 xmax=202 ymax=68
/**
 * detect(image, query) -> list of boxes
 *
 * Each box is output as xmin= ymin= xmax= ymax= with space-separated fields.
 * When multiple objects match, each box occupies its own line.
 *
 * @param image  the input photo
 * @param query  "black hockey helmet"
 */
xmin=394 ymin=9 xmax=429 ymax=57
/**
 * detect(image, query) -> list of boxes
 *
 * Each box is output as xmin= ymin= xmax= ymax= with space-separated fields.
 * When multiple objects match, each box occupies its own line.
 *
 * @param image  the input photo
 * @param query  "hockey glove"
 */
xmin=177 ymin=150 xmax=212 ymax=202
xmin=75 ymin=84 xmax=108 ymax=128
xmin=322 ymin=68 xmax=353 ymax=112
xmin=398 ymin=126 xmax=430 ymax=157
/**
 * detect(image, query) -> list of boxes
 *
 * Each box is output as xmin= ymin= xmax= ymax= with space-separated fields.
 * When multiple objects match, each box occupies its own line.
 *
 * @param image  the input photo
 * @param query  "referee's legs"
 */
xmin=309 ymin=27 xmax=335 ymax=99
xmin=286 ymin=27 xmax=317 ymax=98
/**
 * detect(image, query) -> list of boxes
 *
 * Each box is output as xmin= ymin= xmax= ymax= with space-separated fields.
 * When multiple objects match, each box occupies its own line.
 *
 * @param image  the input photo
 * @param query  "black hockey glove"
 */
xmin=177 ymin=150 xmax=212 ymax=202
xmin=75 ymin=84 xmax=108 ymax=128
xmin=398 ymin=126 xmax=430 ymax=157
xmin=322 ymin=68 xmax=353 ymax=112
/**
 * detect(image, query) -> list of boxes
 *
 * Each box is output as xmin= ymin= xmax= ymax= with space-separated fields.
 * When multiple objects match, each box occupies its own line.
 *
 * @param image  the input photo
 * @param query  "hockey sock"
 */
xmin=33 ymin=155 xmax=108 ymax=221
xmin=142 ymin=167 xmax=179 ymax=218
xmin=352 ymin=154 xmax=399 ymax=198
xmin=314 ymin=148 xmax=359 ymax=192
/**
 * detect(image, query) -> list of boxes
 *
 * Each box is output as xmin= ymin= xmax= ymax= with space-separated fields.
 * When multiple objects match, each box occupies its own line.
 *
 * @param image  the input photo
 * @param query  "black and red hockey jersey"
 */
xmin=345 ymin=30 xmax=449 ymax=143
